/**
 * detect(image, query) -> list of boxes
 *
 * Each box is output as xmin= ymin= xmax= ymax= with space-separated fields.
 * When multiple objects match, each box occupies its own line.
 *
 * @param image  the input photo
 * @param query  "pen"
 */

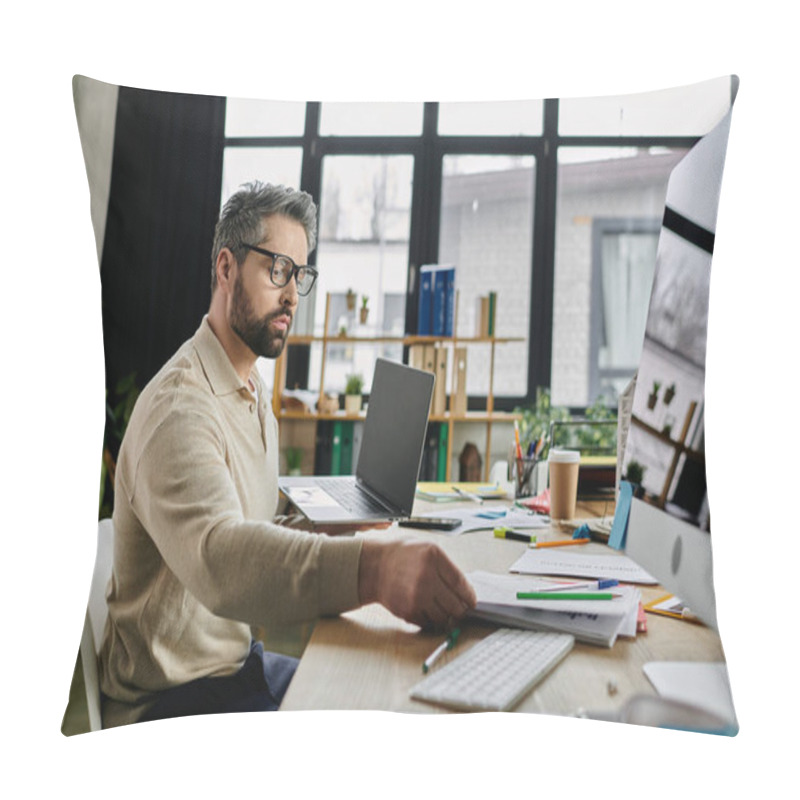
xmin=529 ymin=538 xmax=591 ymax=548
xmin=452 ymin=485 xmax=484 ymax=505
xmin=538 ymin=579 xmax=619 ymax=592
xmin=494 ymin=527 xmax=537 ymax=544
xmin=516 ymin=591 xmax=616 ymax=601
xmin=422 ymin=627 xmax=461 ymax=673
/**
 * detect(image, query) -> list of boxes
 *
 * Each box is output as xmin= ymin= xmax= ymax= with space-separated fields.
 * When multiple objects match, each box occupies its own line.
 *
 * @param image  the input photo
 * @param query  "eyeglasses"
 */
xmin=240 ymin=243 xmax=318 ymax=296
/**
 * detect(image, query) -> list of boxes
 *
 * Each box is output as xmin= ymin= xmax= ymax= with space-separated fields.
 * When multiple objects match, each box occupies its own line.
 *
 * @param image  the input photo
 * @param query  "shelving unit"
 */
xmin=272 ymin=293 xmax=523 ymax=482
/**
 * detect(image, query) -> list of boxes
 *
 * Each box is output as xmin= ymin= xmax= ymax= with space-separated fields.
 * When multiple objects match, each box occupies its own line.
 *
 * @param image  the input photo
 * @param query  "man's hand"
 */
xmin=358 ymin=539 xmax=477 ymax=630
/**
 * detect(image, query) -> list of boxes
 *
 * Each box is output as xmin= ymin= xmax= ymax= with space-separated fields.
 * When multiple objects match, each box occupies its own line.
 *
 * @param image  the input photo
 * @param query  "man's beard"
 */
xmin=229 ymin=277 xmax=292 ymax=359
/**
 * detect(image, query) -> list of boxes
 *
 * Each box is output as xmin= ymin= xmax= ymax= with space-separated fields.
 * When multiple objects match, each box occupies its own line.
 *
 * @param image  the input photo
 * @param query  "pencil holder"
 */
xmin=510 ymin=455 xmax=538 ymax=499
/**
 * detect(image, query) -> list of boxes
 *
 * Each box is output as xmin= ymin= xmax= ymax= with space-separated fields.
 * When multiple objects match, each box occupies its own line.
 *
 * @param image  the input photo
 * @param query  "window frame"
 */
xmin=589 ymin=216 xmax=662 ymax=401
xmin=222 ymin=88 xmax=734 ymax=411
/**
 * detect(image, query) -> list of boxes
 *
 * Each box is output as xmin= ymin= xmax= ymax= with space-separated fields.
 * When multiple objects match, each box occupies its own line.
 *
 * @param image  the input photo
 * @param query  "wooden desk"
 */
xmin=280 ymin=501 xmax=726 ymax=717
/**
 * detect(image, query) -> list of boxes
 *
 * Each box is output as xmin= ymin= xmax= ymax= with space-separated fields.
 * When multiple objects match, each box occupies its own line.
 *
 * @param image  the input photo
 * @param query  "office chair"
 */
xmin=79 ymin=518 xmax=114 ymax=732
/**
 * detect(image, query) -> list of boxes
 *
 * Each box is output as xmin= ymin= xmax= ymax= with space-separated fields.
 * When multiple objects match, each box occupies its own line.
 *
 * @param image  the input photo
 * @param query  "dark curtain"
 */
xmin=100 ymin=85 xmax=226 ymax=396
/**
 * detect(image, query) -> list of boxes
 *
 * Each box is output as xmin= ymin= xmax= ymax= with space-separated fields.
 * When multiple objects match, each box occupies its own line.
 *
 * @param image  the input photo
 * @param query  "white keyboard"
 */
xmin=409 ymin=628 xmax=574 ymax=712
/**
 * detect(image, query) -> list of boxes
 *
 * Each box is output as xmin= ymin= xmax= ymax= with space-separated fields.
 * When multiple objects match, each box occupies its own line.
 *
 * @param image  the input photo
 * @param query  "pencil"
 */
xmin=529 ymin=538 xmax=590 ymax=548
xmin=516 ymin=591 xmax=615 ymax=601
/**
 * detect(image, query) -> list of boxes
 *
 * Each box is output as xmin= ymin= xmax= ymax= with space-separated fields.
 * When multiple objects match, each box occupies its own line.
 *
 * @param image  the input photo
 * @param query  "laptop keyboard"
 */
xmin=317 ymin=479 xmax=390 ymax=516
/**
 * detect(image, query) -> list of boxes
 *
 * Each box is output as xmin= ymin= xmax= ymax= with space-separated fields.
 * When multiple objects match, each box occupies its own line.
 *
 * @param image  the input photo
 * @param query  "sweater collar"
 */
xmin=193 ymin=316 xmax=255 ymax=398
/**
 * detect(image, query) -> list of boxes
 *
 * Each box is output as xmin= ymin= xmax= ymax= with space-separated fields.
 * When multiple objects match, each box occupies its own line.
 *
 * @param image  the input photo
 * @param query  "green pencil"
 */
xmin=516 ymin=591 xmax=616 ymax=600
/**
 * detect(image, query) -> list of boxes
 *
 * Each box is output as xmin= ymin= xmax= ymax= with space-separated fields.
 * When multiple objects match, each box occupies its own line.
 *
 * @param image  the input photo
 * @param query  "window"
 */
xmin=221 ymin=147 xmax=303 ymax=204
xmin=558 ymin=76 xmax=732 ymax=137
xmin=551 ymin=147 xmax=687 ymax=407
xmin=439 ymin=154 xmax=535 ymax=397
xmin=221 ymin=76 xmax=734 ymax=411
xmin=590 ymin=219 xmax=660 ymax=401
xmin=224 ymin=98 xmax=306 ymax=138
xmin=438 ymin=100 xmax=543 ymax=136
xmin=319 ymin=102 xmax=424 ymax=137
xmin=310 ymin=154 xmax=414 ymax=393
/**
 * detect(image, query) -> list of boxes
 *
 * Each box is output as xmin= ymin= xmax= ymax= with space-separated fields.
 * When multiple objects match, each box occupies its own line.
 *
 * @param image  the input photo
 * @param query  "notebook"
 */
xmin=278 ymin=358 xmax=434 ymax=524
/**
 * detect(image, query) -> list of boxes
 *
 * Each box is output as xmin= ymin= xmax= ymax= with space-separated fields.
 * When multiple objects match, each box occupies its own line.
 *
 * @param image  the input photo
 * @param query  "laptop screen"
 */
xmin=356 ymin=359 xmax=434 ymax=515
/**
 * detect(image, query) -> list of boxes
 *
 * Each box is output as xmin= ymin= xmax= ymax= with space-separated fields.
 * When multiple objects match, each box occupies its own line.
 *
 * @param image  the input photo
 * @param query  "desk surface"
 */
xmin=280 ymin=500 xmax=726 ymax=716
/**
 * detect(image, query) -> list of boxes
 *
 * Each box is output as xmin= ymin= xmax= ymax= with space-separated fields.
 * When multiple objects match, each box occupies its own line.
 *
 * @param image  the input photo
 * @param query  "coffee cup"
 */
xmin=548 ymin=449 xmax=580 ymax=521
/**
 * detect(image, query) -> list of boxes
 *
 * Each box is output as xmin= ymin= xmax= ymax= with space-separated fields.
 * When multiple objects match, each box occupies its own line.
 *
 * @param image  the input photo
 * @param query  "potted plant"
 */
xmin=663 ymin=382 xmax=676 ymax=405
xmin=624 ymin=460 xmax=646 ymax=487
xmin=284 ymin=447 xmax=303 ymax=476
xmin=346 ymin=288 xmax=357 ymax=311
xmin=344 ymin=373 xmax=364 ymax=415
xmin=359 ymin=295 xmax=369 ymax=324
xmin=647 ymin=381 xmax=661 ymax=410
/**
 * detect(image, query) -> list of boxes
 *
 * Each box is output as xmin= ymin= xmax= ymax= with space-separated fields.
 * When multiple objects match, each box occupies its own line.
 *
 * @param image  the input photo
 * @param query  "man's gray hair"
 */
xmin=211 ymin=181 xmax=318 ymax=290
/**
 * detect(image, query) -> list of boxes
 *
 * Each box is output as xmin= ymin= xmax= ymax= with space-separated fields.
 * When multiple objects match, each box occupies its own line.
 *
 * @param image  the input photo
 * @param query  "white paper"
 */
xmin=417 ymin=506 xmax=549 ymax=536
xmin=467 ymin=570 xmax=638 ymax=618
xmin=643 ymin=662 xmax=737 ymax=726
xmin=471 ymin=604 xmax=624 ymax=648
xmin=510 ymin=550 xmax=658 ymax=584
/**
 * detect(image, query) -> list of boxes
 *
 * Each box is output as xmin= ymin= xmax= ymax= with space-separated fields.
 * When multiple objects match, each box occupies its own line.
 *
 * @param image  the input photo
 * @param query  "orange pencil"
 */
xmin=514 ymin=420 xmax=523 ymax=460
xmin=529 ymin=538 xmax=591 ymax=549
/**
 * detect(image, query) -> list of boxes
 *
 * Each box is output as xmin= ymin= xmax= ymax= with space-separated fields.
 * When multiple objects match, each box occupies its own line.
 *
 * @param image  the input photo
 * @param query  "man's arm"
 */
xmin=127 ymin=402 xmax=474 ymax=632
xmin=358 ymin=538 xmax=477 ymax=630
xmin=127 ymin=406 xmax=363 ymax=626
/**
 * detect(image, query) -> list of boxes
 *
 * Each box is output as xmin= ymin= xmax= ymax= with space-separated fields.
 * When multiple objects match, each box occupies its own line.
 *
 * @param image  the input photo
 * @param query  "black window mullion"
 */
xmin=405 ymin=102 xmax=440 ymax=337
xmin=527 ymin=97 xmax=559 ymax=401
xmin=555 ymin=135 xmax=700 ymax=150
xmin=300 ymin=102 xmax=322 ymax=266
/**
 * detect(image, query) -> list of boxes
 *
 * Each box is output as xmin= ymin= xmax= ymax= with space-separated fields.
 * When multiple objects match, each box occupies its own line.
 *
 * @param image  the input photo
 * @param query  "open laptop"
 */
xmin=278 ymin=358 xmax=434 ymax=524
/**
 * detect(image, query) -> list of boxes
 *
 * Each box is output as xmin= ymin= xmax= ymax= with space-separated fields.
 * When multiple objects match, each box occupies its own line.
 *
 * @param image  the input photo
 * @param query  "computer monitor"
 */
xmin=621 ymin=85 xmax=737 ymax=631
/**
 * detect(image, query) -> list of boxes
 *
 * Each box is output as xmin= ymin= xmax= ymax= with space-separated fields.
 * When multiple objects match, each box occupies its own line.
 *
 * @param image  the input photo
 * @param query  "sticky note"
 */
xmin=608 ymin=481 xmax=633 ymax=550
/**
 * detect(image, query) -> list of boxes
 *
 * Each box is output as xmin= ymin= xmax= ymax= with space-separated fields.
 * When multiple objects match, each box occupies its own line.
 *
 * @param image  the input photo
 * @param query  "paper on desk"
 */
xmin=510 ymin=549 xmax=658 ymax=584
xmin=415 ymin=482 xmax=508 ymax=501
xmin=415 ymin=506 xmax=549 ymax=536
xmin=466 ymin=571 xmax=640 ymax=647
xmin=643 ymin=662 xmax=737 ymax=727
xmin=468 ymin=570 xmax=640 ymax=617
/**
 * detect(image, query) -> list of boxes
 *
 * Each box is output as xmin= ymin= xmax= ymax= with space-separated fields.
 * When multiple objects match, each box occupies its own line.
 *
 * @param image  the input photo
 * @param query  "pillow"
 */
xmin=64 ymin=74 xmax=737 ymax=737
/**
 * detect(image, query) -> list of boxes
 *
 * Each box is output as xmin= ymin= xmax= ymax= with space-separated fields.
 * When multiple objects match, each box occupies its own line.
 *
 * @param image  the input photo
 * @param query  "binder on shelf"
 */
xmin=330 ymin=420 xmax=343 ymax=476
xmin=418 ymin=264 xmax=455 ymax=336
xmin=437 ymin=423 xmax=449 ymax=482
xmin=408 ymin=343 xmax=425 ymax=371
xmin=487 ymin=291 xmax=497 ymax=336
xmin=432 ymin=346 xmax=448 ymax=416
xmin=419 ymin=422 xmax=441 ymax=482
xmin=417 ymin=267 xmax=434 ymax=335
xmin=444 ymin=270 xmax=455 ymax=337
xmin=422 ymin=344 xmax=436 ymax=375
xmin=339 ymin=420 xmax=354 ymax=475
xmin=452 ymin=346 xmax=468 ymax=416
xmin=477 ymin=296 xmax=490 ymax=337
xmin=314 ymin=421 xmax=333 ymax=475
xmin=433 ymin=266 xmax=455 ymax=336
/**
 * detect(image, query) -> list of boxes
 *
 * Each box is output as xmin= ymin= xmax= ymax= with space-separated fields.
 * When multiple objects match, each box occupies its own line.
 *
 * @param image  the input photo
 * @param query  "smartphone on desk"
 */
xmin=399 ymin=517 xmax=461 ymax=531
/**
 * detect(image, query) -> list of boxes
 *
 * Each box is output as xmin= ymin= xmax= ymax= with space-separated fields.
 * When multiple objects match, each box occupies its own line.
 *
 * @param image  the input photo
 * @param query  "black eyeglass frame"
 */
xmin=239 ymin=243 xmax=318 ymax=296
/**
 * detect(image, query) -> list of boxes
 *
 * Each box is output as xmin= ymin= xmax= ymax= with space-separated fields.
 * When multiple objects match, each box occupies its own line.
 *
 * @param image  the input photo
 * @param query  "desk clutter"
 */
xmin=405 ymin=492 xmax=670 ymax=712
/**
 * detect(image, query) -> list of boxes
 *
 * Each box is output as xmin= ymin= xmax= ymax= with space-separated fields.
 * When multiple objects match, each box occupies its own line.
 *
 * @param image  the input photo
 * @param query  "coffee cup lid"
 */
xmin=548 ymin=449 xmax=580 ymax=463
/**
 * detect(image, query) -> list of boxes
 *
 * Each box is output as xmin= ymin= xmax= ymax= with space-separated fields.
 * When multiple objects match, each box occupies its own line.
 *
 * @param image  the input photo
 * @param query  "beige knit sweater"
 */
xmin=100 ymin=318 xmax=363 ymax=726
